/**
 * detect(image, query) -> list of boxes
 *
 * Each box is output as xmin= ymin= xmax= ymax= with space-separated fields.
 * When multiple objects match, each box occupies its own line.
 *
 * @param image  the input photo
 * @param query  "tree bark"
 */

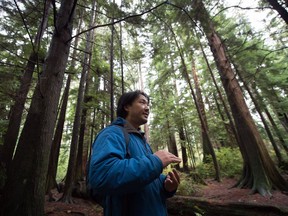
xmin=0 ymin=0 xmax=77 ymax=215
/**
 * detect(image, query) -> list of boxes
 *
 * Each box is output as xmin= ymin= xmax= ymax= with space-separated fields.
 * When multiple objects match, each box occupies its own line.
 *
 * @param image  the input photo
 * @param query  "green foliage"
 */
xmin=197 ymin=147 xmax=243 ymax=178
xmin=176 ymin=173 xmax=197 ymax=196
xmin=163 ymin=168 xmax=199 ymax=196
xmin=196 ymin=156 xmax=214 ymax=178
xmin=56 ymin=143 xmax=70 ymax=182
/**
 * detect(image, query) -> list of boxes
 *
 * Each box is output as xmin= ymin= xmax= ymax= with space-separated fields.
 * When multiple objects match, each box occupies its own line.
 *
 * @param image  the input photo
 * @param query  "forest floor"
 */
xmin=44 ymin=178 xmax=288 ymax=216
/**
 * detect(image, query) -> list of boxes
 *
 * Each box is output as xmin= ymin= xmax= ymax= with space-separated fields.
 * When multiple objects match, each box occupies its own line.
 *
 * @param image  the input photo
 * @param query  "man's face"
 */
xmin=125 ymin=94 xmax=150 ymax=128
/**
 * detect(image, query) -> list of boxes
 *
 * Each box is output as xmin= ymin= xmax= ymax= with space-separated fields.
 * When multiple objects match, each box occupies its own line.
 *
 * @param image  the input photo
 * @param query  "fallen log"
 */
xmin=167 ymin=195 xmax=288 ymax=216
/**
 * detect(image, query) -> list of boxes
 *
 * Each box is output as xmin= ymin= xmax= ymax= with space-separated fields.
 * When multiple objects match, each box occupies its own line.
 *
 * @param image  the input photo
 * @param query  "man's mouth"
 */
xmin=143 ymin=113 xmax=149 ymax=118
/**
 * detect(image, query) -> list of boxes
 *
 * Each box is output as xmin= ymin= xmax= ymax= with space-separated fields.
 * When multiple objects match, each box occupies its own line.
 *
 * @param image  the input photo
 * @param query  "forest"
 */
xmin=0 ymin=0 xmax=287 ymax=215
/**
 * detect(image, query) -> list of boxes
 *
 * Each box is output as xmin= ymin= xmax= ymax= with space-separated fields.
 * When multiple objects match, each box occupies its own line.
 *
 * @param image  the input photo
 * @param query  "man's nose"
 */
xmin=145 ymin=105 xmax=149 ymax=111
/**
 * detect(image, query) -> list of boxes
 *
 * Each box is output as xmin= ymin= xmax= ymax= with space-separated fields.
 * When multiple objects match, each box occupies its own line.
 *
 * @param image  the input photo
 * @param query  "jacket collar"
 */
xmin=113 ymin=117 xmax=145 ymax=137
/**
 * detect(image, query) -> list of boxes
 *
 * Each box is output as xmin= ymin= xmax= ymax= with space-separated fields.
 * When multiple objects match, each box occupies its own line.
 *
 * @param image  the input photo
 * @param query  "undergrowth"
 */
xmin=162 ymin=147 xmax=243 ymax=196
xmin=196 ymin=147 xmax=243 ymax=179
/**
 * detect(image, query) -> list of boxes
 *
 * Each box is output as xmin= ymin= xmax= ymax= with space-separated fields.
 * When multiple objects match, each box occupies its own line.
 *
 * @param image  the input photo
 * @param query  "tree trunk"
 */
xmin=278 ymin=112 xmax=288 ymax=133
xmin=159 ymin=89 xmax=180 ymax=169
xmin=172 ymin=70 xmax=189 ymax=171
xmin=199 ymin=41 xmax=239 ymax=147
xmin=46 ymin=8 xmax=83 ymax=195
xmin=191 ymin=58 xmax=211 ymax=162
xmin=76 ymin=0 xmax=97 ymax=183
xmin=0 ymin=1 xmax=77 ymax=215
xmin=1 ymin=0 xmax=51 ymax=170
xmin=266 ymin=0 xmax=288 ymax=24
xmin=109 ymin=1 xmax=115 ymax=123
xmin=46 ymin=75 xmax=71 ymax=195
xmin=265 ymin=108 xmax=288 ymax=154
xmin=193 ymin=0 xmax=288 ymax=195
xmin=61 ymin=1 xmax=95 ymax=202
xmin=178 ymin=125 xmax=189 ymax=171
xmin=166 ymin=120 xmax=180 ymax=170
xmin=262 ymin=88 xmax=288 ymax=133
xmin=120 ymin=20 xmax=125 ymax=94
xmin=235 ymin=66 xmax=283 ymax=165
xmin=213 ymin=93 xmax=237 ymax=147
xmin=167 ymin=195 xmax=288 ymax=216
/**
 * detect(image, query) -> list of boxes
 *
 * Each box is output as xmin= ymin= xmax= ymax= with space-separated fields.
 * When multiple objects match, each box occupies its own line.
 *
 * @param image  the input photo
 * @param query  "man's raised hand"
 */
xmin=154 ymin=150 xmax=181 ymax=168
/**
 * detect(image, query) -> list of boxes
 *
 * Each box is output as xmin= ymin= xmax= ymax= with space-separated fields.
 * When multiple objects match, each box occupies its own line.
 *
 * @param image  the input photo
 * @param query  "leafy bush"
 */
xmin=176 ymin=172 xmax=199 ymax=196
xmin=196 ymin=156 xmax=214 ymax=179
xmin=197 ymin=147 xmax=243 ymax=178
xmin=163 ymin=167 xmax=203 ymax=196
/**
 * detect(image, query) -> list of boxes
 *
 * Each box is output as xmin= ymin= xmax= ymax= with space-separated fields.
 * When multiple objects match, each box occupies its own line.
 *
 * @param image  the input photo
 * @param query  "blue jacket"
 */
xmin=88 ymin=117 xmax=174 ymax=216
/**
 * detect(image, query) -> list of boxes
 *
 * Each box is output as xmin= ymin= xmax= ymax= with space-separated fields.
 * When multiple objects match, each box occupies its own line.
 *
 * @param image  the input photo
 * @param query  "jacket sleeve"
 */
xmin=88 ymin=127 xmax=163 ymax=195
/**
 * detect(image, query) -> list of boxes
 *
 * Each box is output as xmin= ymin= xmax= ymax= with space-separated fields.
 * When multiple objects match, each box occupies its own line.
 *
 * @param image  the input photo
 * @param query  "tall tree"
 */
xmin=235 ymin=65 xmax=284 ymax=165
xmin=1 ymin=0 xmax=52 ymax=170
xmin=191 ymin=0 xmax=288 ymax=195
xmin=191 ymin=58 xmax=211 ymax=162
xmin=170 ymin=23 xmax=220 ymax=180
xmin=76 ymin=0 xmax=98 ymax=182
xmin=0 ymin=0 xmax=77 ymax=215
xmin=45 ymin=10 xmax=84 ymax=195
xmin=61 ymin=0 xmax=96 ymax=203
xmin=199 ymin=41 xmax=239 ymax=148
xmin=110 ymin=0 xmax=116 ymax=123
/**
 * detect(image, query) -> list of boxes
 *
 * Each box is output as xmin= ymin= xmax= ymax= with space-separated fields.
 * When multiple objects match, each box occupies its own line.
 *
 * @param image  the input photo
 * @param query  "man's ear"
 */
xmin=124 ymin=105 xmax=130 ymax=112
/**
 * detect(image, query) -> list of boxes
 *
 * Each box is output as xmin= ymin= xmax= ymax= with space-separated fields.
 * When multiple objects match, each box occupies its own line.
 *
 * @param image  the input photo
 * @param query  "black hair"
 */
xmin=116 ymin=90 xmax=150 ymax=118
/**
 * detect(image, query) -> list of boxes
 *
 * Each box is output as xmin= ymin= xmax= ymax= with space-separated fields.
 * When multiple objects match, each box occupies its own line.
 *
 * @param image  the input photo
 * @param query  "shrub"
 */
xmin=216 ymin=147 xmax=243 ymax=177
xmin=163 ymin=167 xmax=199 ymax=196
xmin=197 ymin=147 xmax=243 ymax=178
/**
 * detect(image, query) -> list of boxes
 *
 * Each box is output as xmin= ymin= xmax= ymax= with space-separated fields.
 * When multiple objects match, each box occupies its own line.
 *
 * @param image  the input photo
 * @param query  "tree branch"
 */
xmin=213 ymin=5 xmax=271 ymax=19
xmin=13 ymin=0 xmax=34 ymax=51
xmin=66 ymin=1 xmax=168 ymax=43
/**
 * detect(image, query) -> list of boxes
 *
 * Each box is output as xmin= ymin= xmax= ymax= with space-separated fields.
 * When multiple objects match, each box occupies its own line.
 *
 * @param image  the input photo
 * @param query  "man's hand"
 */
xmin=154 ymin=150 xmax=181 ymax=168
xmin=164 ymin=169 xmax=180 ymax=192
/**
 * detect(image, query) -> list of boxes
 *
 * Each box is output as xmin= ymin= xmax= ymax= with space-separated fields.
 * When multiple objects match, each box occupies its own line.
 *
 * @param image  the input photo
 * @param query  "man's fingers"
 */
xmin=169 ymin=153 xmax=181 ymax=163
xmin=168 ymin=170 xmax=180 ymax=185
xmin=154 ymin=150 xmax=181 ymax=167
xmin=172 ymin=169 xmax=180 ymax=183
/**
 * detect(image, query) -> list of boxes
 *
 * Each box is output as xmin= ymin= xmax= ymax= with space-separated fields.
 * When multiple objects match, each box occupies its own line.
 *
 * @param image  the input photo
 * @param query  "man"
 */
xmin=88 ymin=90 xmax=181 ymax=216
